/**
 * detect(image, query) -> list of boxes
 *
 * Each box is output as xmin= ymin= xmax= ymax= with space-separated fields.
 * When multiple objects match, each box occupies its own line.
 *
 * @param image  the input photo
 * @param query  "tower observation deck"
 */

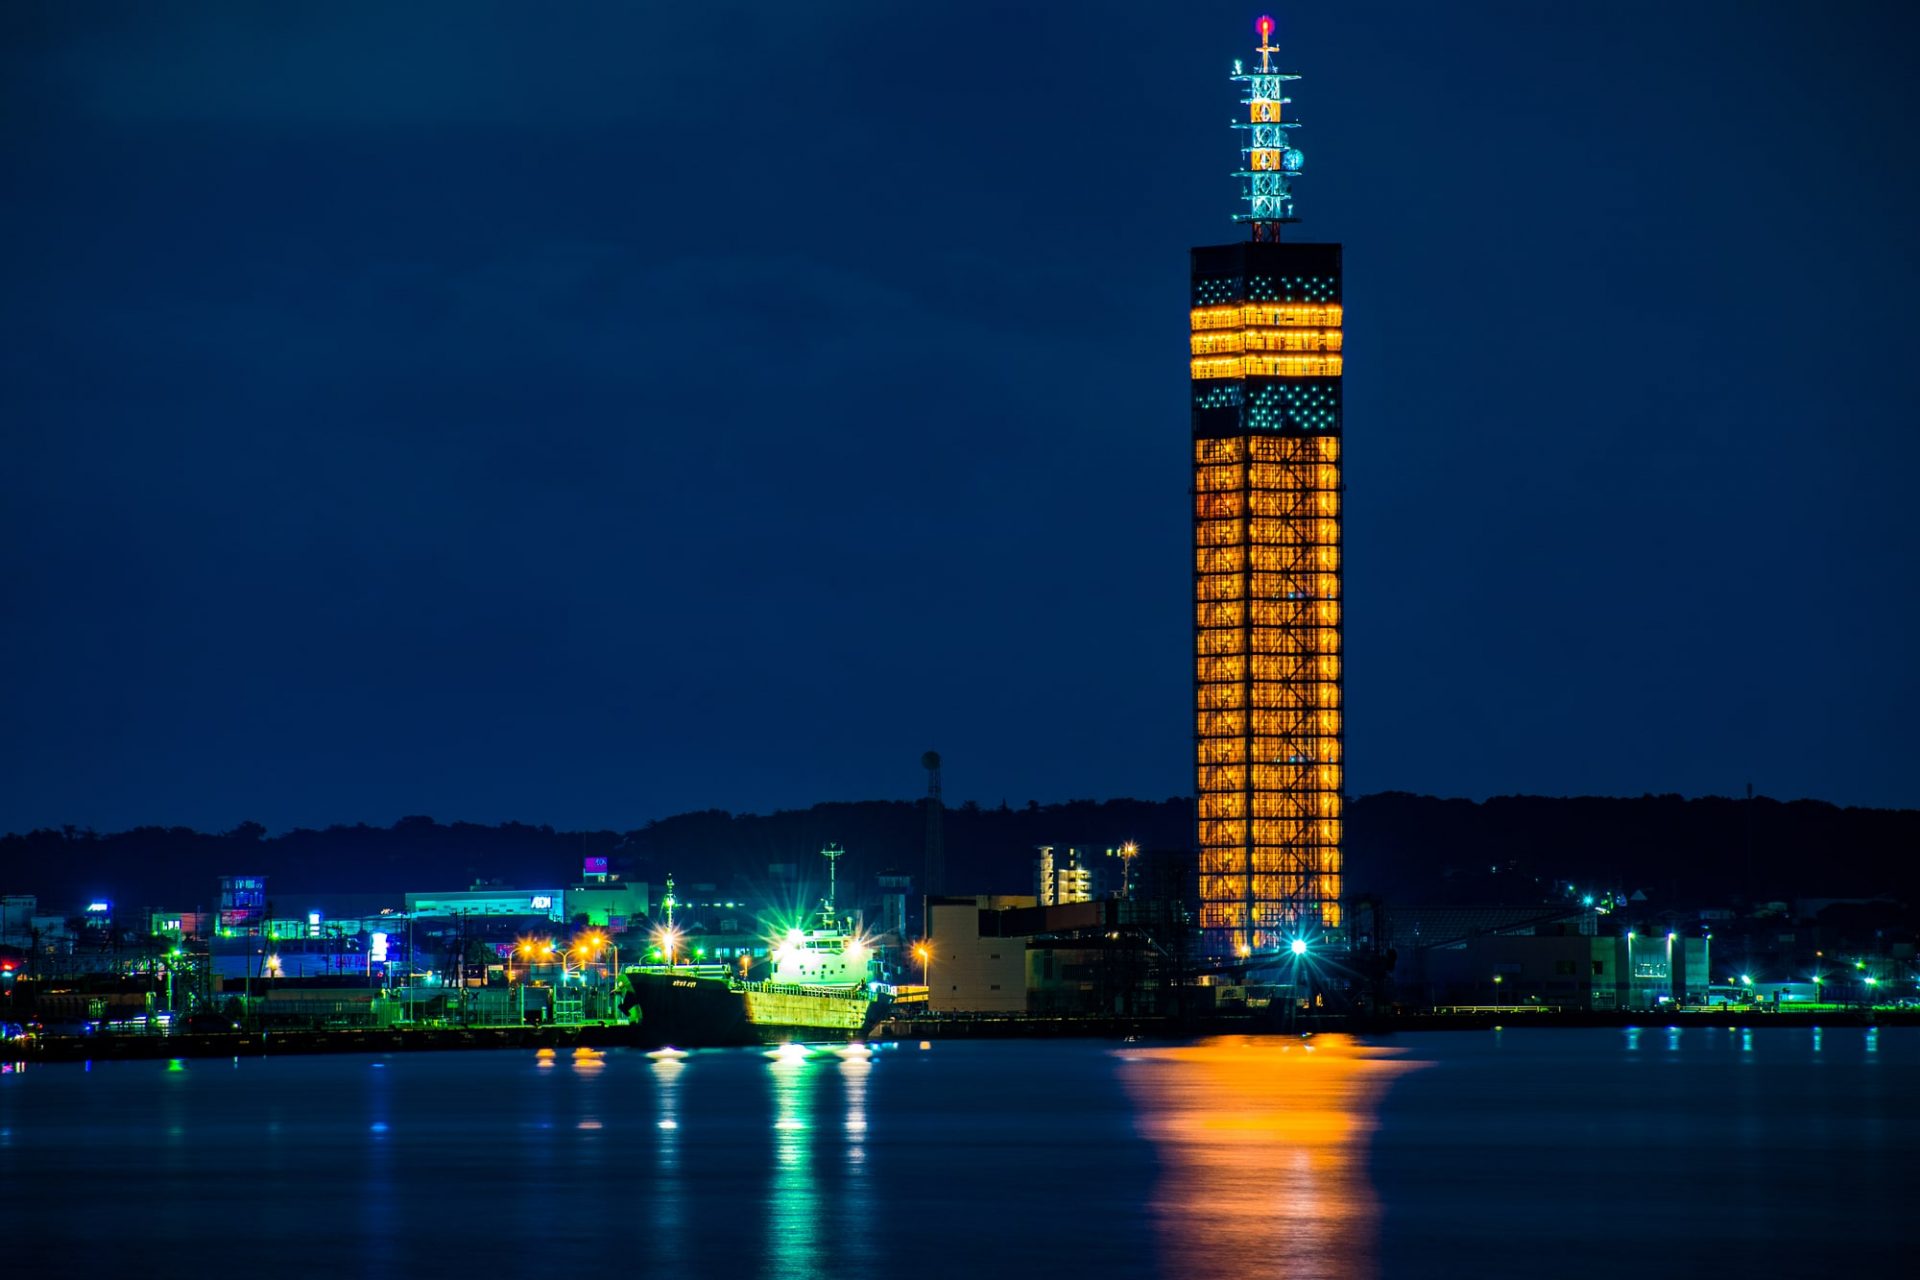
xmin=1190 ymin=16 xmax=1343 ymax=961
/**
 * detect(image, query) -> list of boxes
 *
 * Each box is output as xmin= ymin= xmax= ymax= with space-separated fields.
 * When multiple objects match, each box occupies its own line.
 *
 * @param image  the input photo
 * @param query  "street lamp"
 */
xmin=1492 ymin=973 xmax=1504 ymax=1006
xmin=1117 ymin=841 xmax=1139 ymax=900
xmin=912 ymin=941 xmax=932 ymax=998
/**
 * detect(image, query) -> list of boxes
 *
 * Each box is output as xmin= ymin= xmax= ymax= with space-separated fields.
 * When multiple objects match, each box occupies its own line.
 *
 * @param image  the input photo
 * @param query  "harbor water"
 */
xmin=1 ymin=1027 xmax=1910 ymax=1276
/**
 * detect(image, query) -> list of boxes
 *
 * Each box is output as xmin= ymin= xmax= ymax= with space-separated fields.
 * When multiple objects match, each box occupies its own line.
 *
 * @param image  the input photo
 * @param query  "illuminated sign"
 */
xmin=530 ymin=896 xmax=553 ymax=910
xmin=369 ymin=932 xmax=389 ymax=963
xmin=85 ymin=901 xmax=111 ymax=914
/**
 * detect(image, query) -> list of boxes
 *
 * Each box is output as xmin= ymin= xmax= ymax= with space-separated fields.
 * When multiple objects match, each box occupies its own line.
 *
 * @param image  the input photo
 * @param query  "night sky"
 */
xmin=3 ymin=2 xmax=1916 ymax=834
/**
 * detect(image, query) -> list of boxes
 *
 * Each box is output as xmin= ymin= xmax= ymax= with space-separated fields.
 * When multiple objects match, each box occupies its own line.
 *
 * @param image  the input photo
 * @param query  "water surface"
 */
xmin=1 ymin=1028 xmax=1909 ymax=1276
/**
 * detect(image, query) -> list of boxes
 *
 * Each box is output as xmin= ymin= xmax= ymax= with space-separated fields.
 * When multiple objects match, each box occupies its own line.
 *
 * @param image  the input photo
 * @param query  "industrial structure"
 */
xmin=1191 ymin=17 xmax=1345 ymax=960
xmin=922 ymin=749 xmax=945 ymax=898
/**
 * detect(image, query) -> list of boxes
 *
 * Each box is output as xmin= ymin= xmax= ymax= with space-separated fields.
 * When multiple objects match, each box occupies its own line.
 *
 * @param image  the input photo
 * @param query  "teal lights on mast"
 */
xmin=1231 ymin=14 xmax=1305 ymax=238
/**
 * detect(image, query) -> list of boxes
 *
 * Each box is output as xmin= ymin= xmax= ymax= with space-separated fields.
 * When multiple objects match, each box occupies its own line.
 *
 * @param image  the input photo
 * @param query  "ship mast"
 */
xmin=821 ymin=844 xmax=845 ymax=925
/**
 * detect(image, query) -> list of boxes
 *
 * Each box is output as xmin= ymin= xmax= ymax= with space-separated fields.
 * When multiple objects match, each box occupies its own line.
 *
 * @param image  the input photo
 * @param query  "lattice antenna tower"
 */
xmin=921 ymin=751 xmax=944 ymax=897
xmin=1231 ymin=15 xmax=1307 ymax=242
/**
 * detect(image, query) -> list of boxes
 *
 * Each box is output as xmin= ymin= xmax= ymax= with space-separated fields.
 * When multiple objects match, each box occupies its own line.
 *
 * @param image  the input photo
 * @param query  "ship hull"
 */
xmin=623 ymin=971 xmax=884 ymax=1047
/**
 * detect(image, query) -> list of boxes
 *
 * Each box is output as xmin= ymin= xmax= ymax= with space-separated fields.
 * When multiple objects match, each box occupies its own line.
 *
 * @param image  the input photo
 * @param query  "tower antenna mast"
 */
xmin=1231 ymin=15 xmax=1307 ymax=242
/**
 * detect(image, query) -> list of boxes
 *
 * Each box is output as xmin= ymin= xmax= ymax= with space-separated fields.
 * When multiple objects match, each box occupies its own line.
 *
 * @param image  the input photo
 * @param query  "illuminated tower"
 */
xmin=1191 ymin=16 xmax=1343 ymax=960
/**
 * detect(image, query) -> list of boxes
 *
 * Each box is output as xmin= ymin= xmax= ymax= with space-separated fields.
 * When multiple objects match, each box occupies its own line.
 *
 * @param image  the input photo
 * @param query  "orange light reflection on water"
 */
xmin=1121 ymin=1035 xmax=1426 ymax=1280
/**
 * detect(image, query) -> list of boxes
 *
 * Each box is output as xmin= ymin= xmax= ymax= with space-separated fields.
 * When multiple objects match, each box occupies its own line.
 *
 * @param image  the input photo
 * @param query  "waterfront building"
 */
xmin=1192 ymin=18 xmax=1344 ymax=959
xmin=149 ymin=910 xmax=212 ymax=942
xmin=404 ymin=885 xmax=568 ymax=922
xmin=218 ymin=874 xmax=266 ymax=933
xmin=1 ymin=895 xmax=35 ymax=949
xmin=873 ymin=871 xmax=912 ymax=943
xmin=1413 ymin=930 xmax=1712 ymax=1011
xmin=924 ymin=894 xmax=1193 ymax=1014
xmin=924 ymin=896 xmax=1028 ymax=1013
xmin=1035 ymin=846 xmax=1095 ymax=906
xmin=1027 ymin=935 xmax=1162 ymax=1016
xmin=566 ymin=880 xmax=645 ymax=931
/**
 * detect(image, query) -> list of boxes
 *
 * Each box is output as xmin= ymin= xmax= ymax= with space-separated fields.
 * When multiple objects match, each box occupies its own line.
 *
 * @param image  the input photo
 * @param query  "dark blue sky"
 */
xmin=3 ymin=2 xmax=1916 ymax=833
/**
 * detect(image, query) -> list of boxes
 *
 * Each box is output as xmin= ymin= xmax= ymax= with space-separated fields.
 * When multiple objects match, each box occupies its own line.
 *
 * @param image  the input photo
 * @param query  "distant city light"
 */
xmin=1290 ymin=939 xmax=1308 ymax=956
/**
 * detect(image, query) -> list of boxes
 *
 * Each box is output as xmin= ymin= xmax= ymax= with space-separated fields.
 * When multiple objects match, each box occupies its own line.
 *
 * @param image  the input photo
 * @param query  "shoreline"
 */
xmin=8 ymin=1007 xmax=1916 ymax=1064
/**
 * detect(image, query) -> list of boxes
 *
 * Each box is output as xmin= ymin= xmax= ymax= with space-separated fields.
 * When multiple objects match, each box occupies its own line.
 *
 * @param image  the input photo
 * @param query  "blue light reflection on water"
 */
xmin=0 ymin=1029 xmax=1912 ymax=1276
xmin=1368 ymin=1027 xmax=1913 ymax=1277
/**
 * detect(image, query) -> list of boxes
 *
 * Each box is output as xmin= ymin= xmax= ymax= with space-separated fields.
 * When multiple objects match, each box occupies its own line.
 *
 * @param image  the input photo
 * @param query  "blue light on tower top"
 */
xmin=1231 ymin=14 xmax=1305 ymax=239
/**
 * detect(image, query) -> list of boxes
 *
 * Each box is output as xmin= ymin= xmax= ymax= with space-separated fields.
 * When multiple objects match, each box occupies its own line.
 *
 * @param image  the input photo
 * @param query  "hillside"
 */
xmin=5 ymin=793 xmax=1915 ymax=917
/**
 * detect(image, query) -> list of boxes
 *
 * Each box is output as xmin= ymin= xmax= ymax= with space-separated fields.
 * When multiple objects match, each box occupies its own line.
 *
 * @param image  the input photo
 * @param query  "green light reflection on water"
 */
xmin=766 ymin=1049 xmax=818 ymax=1280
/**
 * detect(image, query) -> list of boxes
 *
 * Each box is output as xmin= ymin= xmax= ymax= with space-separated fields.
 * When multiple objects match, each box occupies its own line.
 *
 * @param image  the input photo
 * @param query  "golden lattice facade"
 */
xmin=1190 ymin=240 xmax=1344 ymax=959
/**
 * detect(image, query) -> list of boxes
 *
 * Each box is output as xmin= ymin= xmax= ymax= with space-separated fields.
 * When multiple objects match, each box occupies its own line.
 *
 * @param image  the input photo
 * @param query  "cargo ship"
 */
xmin=621 ymin=846 xmax=890 ymax=1046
